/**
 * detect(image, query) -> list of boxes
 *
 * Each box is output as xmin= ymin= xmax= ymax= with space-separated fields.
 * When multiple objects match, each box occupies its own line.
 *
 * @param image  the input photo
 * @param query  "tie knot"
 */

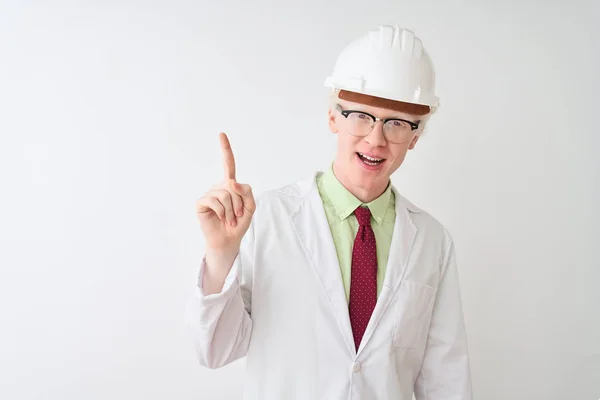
xmin=354 ymin=206 xmax=372 ymax=226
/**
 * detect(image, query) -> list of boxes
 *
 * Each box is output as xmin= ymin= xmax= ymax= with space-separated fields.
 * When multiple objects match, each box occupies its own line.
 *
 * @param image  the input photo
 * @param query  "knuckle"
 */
xmin=197 ymin=197 xmax=211 ymax=208
xmin=216 ymin=190 xmax=230 ymax=202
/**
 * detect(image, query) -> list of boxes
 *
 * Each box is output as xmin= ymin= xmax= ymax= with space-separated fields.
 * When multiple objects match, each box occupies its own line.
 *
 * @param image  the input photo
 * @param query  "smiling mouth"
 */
xmin=357 ymin=152 xmax=385 ymax=166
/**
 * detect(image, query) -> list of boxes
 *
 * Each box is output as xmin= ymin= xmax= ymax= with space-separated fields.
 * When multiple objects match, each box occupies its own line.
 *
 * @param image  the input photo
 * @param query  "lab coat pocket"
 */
xmin=392 ymin=280 xmax=437 ymax=348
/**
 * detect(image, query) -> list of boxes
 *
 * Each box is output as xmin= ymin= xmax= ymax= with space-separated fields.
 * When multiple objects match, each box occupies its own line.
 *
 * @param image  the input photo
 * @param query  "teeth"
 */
xmin=360 ymin=153 xmax=383 ymax=162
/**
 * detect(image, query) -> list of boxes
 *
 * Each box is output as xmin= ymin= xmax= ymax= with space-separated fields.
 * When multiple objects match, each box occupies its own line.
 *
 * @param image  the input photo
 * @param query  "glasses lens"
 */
xmin=384 ymin=120 xmax=413 ymax=143
xmin=345 ymin=112 xmax=373 ymax=137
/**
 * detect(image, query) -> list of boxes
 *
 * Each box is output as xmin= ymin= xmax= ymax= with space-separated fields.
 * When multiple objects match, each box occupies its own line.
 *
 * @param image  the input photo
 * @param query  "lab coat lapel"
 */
xmin=290 ymin=178 xmax=356 ymax=356
xmin=356 ymin=186 xmax=418 ymax=356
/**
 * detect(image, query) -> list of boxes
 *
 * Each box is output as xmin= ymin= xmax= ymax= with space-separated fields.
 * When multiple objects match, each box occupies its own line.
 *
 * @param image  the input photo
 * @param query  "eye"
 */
xmin=356 ymin=113 xmax=370 ymax=120
xmin=390 ymin=120 xmax=411 ymax=129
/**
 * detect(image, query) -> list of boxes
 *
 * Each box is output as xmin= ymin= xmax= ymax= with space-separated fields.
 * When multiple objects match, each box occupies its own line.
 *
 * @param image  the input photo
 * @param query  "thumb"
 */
xmin=229 ymin=179 xmax=245 ymax=194
xmin=230 ymin=180 xmax=255 ymax=213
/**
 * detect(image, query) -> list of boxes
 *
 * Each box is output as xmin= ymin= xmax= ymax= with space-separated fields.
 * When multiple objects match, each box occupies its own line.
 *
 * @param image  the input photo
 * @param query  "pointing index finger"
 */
xmin=219 ymin=132 xmax=236 ymax=181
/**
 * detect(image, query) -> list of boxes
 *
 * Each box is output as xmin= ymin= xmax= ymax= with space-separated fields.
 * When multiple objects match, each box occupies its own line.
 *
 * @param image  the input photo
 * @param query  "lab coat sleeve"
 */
xmin=184 ymin=221 xmax=254 ymax=370
xmin=414 ymin=236 xmax=473 ymax=400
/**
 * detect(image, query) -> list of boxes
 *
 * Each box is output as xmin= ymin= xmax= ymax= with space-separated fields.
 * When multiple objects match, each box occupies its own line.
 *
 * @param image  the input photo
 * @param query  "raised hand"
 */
xmin=196 ymin=133 xmax=255 ymax=256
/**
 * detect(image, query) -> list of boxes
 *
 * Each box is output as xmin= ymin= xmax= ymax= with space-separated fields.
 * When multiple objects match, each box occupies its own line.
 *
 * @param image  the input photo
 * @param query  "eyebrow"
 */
xmin=351 ymin=108 xmax=420 ymax=123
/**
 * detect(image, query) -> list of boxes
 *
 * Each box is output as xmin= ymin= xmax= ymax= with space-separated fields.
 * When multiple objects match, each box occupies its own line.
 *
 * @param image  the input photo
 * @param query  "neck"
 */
xmin=332 ymin=161 xmax=389 ymax=203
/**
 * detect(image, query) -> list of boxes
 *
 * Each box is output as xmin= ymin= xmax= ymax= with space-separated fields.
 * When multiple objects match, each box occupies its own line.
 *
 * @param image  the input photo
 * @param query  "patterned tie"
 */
xmin=349 ymin=206 xmax=378 ymax=350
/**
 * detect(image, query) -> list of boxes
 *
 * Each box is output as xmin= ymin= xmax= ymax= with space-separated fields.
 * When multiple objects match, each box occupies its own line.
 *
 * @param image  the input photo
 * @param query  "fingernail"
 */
xmin=231 ymin=220 xmax=237 ymax=227
xmin=236 ymin=210 xmax=243 ymax=217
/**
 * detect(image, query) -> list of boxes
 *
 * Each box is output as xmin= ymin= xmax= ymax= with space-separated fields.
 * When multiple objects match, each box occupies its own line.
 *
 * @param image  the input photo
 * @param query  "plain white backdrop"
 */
xmin=1 ymin=0 xmax=599 ymax=399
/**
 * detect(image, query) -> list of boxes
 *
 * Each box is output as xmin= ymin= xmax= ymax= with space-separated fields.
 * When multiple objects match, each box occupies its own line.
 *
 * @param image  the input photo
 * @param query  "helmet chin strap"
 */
xmin=338 ymin=90 xmax=430 ymax=116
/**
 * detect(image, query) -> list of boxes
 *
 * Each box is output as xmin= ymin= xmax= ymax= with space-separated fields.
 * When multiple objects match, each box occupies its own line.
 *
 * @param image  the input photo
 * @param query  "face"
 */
xmin=328 ymin=99 xmax=422 ymax=202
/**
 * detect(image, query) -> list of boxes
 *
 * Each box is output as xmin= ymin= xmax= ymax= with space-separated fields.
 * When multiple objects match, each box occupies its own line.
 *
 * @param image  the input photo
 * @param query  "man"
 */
xmin=187 ymin=25 xmax=473 ymax=399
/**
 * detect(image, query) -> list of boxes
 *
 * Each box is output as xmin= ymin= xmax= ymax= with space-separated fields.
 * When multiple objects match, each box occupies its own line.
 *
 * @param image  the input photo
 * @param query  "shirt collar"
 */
xmin=320 ymin=164 xmax=393 ymax=225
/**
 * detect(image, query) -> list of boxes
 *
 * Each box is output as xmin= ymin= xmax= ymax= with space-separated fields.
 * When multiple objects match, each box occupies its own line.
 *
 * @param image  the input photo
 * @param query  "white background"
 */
xmin=1 ymin=0 xmax=599 ymax=399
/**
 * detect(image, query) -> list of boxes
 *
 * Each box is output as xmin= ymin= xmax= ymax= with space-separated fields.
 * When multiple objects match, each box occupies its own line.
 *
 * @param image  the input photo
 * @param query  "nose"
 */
xmin=364 ymin=121 xmax=387 ymax=147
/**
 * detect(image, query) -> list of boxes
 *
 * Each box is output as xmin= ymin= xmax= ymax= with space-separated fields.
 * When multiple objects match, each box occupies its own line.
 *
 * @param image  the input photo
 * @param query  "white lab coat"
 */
xmin=186 ymin=171 xmax=473 ymax=400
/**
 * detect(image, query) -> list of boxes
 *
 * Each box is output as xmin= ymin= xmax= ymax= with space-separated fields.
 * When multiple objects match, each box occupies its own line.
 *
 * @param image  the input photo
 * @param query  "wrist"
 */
xmin=204 ymin=246 xmax=239 ymax=273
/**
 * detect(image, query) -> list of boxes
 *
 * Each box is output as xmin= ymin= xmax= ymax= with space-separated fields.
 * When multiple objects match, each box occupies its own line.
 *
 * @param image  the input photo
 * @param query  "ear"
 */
xmin=328 ymin=107 xmax=339 ymax=134
xmin=408 ymin=134 xmax=420 ymax=150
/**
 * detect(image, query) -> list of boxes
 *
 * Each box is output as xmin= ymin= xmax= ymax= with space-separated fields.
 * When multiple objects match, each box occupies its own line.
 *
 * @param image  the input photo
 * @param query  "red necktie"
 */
xmin=349 ymin=206 xmax=378 ymax=350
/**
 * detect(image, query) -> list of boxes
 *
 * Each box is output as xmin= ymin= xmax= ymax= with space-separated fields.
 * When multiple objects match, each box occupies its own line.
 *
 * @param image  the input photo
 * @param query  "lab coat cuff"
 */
xmin=194 ymin=256 xmax=240 ymax=303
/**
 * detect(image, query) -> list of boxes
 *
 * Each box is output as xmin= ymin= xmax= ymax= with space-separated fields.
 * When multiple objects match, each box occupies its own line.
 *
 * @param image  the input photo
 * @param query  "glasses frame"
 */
xmin=335 ymin=104 xmax=420 ymax=144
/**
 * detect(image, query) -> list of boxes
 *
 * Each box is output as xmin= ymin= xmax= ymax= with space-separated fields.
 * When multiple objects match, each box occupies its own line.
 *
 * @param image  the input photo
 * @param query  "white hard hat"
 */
xmin=324 ymin=25 xmax=439 ymax=110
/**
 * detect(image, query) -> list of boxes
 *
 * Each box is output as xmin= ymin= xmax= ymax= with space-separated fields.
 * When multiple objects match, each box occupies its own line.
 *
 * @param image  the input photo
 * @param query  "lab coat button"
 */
xmin=352 ymin=362 xmax=361 ymax=373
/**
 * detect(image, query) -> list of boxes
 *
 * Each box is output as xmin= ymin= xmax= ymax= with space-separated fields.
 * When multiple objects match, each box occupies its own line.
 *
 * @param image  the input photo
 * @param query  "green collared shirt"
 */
xmin=316 ymin=165 xmax=396 ymax=302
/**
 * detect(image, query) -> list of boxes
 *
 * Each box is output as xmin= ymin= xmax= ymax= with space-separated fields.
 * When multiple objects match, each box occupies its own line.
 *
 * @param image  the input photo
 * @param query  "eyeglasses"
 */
xmin=336 ymin=104 xmax=420 ymax=144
